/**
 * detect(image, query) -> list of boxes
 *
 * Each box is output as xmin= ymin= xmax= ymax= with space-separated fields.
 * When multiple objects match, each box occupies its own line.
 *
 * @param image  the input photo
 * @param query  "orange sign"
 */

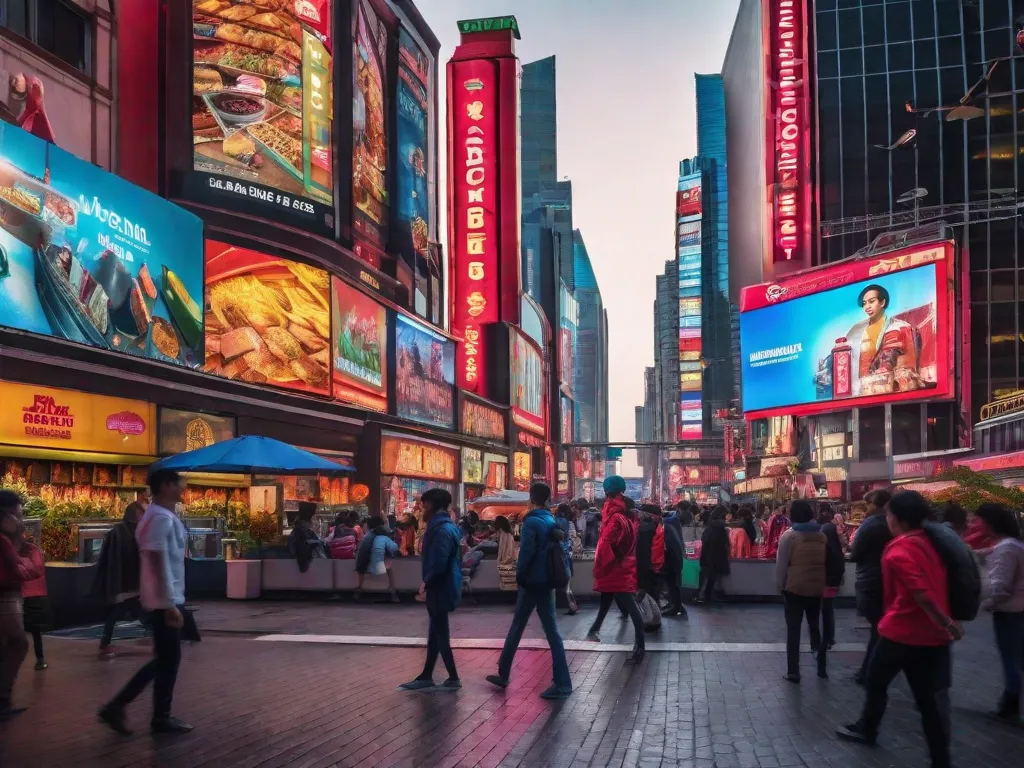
xmin=955 ymin=450 xmax=1024 ymax=473
xmin=380 ymin=436 xmax=458 ymax=482
xmin=0 ymin=381 xmax=155 ymax=455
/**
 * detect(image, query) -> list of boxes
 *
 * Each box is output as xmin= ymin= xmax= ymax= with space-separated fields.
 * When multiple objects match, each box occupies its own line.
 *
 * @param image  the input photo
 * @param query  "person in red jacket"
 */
xmin=585 ymin=476 xmax=645 ymax=662
xmin=0 ymin=490 xmax=42 ymax=719
xmin=20 ymin=540 xmax=51 ymax=670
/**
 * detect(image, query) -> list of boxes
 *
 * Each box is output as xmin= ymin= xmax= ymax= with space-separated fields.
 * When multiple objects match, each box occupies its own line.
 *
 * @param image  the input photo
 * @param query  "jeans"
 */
xmin=993 ymin=611 xmax=1024 ymax=696
xmin=663 ymin=554 xmax=683 ymax=610
xmin=821 ymin=597 xmax=835 ymax=647
xmin=108 ymin=606 xmax=182 ymax=719
xmin=783 ymin=592 xmax=825 ymax=677
xmin=859 ymin=638 xmax=952 ymax=768
xmin=498 ymin=588 xmax=571 ymax=691
xmin=0 ymin=598 xmax=28 ymax=706
xmin=588 ymin=592 xmax=645 ymax=650
xmin=859 ymin=621 xmax=881 ymax=681
xmin=100 ymin=597 xmax=143 ymax=649
xmin=421 ymin=600 xmax=458 ymax=681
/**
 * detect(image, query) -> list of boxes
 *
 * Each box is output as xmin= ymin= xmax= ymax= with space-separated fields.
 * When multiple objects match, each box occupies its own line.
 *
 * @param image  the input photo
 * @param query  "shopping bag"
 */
xmin=682 ymin=558 xmax=701 ymax=589
xmin=638 ymin=592 xmax=661 ymax=631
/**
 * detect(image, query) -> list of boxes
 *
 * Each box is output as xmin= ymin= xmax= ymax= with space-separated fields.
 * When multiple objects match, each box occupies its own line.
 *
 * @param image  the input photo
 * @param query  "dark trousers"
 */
xmin=859 ymin=638 xmax=951 ymax=768
xmin=109 ymin=606 xmax=182 ymax=719
xmin=498 ymin=588 xmax=571 ymax=690
xmin=663 ymin=554 xmax=683 ymax=610
xmin=699 ymin=567 xmax=721 ymax=601
xmin=421 ymin=601 xmax=458 ymax=681
xmin=100 ymin=597 xmax=143 ymax=649
xmin=822 ymin=597 xmax=835 ymax=647
xmin=783 ymin=592 xmax=825 ymax=676
xmin=30 ymin=629 xmax=43 ymax=661
xmin=993 ymin=611 xmax=1024 ymax=696
xmin=638 ymin=570 xmax=661 ymax=601
xmin=588 ymin=592 xmax=645 ymax=650
xmin=859 ymin=621 xmax=881 ymax=681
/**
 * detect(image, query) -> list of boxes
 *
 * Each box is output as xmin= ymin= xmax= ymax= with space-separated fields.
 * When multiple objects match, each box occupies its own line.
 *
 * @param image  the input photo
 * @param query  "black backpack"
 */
xmin=354 ymin=532 xmax=376 ymax=575
xmin=546 ymin=527 xmax=571 ymax=590
xmin=923 ymin=522 xmax=981 ymax=622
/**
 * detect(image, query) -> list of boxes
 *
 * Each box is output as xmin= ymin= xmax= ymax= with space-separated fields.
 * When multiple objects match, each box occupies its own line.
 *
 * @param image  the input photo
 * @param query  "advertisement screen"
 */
xmin=461 ymin=398 xmax=506 ymax=441
xmin=511 ymin=330 xmax=545 ymax=435
xmin=352 ymin=0 xmax=390 ymax=246
xmin=0 ymin=123 xmax=204 ymax=367
xmin=677 ymin=176 xmax=702 ymax=218
xmin=740 ymin=244 xmax=953 ymax=417
xmin=394 ymin=25 xmax=433 ymax=266
xmin=159 ymin=408 xmax=236 ymax=455
xmin=678 ymin=170 xmax=703 ymax=441
xmin=191 ymin=0 xmax=334 ymax=231
xmin=395 ymin=314 xmax=455 ymax=429
xmin=331 ymin=277 xmax=387 ymax=411
xmin=678 ymin=220 xmax=701 ymax=248
xmin=203 ymin=241 xmax=331 ymax=396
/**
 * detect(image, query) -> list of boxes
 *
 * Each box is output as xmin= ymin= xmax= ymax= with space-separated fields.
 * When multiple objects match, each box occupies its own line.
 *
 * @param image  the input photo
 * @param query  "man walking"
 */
xmin=850 ymin=488 xmax=893 ymax=684
xmin=486 ymin=483 xmax=572 ymax=699
xmin=400 ymin=488 xmax=463 ymax=691
xmin=94 ymin=490 xmax=146 ymax=656
xmin=661 ymin=503 xmax=688 ymax=617
xmin=0 ymin=490 xmax=41 ymax=720
xmin=99 ymin=469 xmax=192 ymax=735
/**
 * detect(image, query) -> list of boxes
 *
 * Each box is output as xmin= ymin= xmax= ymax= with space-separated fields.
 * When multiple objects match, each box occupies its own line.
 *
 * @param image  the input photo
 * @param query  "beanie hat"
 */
xmin=603 ymin=475 xmax=626 ymax=495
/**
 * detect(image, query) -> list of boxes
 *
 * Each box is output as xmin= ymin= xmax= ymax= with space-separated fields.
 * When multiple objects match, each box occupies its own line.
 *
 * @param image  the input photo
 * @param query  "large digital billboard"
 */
xmin=394 ymin=25 xmax=434 ymax=266
xmin=0 ymin=123 xmax=204 ymax=367
xmin=332 ymin=277 xmax=388 ymax=412
xmin=739 ymin=243 xmax=954 ymax=418
xmin=191 ymin=0 xmax=334 ymax=232
xmin=352 ymin=0 xmax=390 ymax=247
xmin=677 ymin=169 xmax=703 ymax=440
xmin=395 ymin=314 xmax=455 ymax=429
xmin=511 ymin=328 xmax=545 ymax=436
xmin=203 ymin=241 xmax=331 ymax=396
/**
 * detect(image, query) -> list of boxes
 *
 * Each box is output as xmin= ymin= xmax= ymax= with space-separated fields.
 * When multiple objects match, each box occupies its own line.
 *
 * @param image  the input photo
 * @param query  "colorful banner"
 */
xmin=0 ymin=123 xmax=204 ymax=367
xmin=511 ymin=329 xmax=545 ymax=436
xmin=460 ymin=397 xmax=506 ymax=441
xmin=331 ymin=277 xmax=387 ymax=411
xmin=192 ymin=0 xmax=334 ymax=227
xmin=677 ymin=176 xmax=702 ymax=218
xmin=203 ymin=241 xmax=331 ymax=396
xmin=0 ymin=381 xmax=155 ymax=455
xmin=513 ymin=451 xmax=531 ymax=491
xmin=352 ymin=0 xmax=389 ymax=247
xmin=394 ymin=25 xmax=433 ymax=266
xmin=395 ymin=314 xmax=455 ymax=429
xmin=678 ymin=169 xmax=703 ymax=440
xmin=381 ymin=435 xmax=458 ymax=481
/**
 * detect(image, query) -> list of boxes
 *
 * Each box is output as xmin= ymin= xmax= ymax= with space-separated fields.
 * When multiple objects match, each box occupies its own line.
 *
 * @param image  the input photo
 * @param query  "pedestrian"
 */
xmin=327 ymin=513 xmax=360 ymax=559
xmin=941 ymin=503 xmax=969 ymax=539
xmin=696 ymin=506 xmax=731 ymax=604
xmin=99 ymin=469 xmax=193 ymax=735
xmin=554 ymin=503 xmax=579 ymax=614
xmin=849 ymin=488 xmax=893 ymax=685
xmin=354 ymin=516 xmax=400 ymax=604
xmin=661 ymin=503 xmax=688 ymax=617
xmin=585 ymin=476 xmax=645 ymax=663
xmin=636 ymin=504 xmax=665 ymax=601
xmin=740 ymin=504 xmax=757 ymax=546
xmin=486 ymin=483 xmax=572 ymax=698
xmin=20 ymin=536 xmax=51 ymax=670
xmin=974 ymin=503 xmax=1024 ymax=721
xmin=818 ymin=507 xmax=847 ymax=651
xmin=93 ymin=491 xmax=145 ymax=656
xmin=288 ymin=501 xmax=328 ymax=572
xmin=765 ymin=504 xmax=792 ymax=558
xmin=584 ymin=502 xmax=601 ymax=548
xmin=0 ymin=490 xmax=41 ymax=720
xmin=399 ymin=488 xmax=463 ymax=691
xmin=458 ymin=510 xmax=480 ymax=546
xmin=495 ymin=515 xmax=519 ymax=591
xmin=775 ymin=500 xmax=832 ymax=682
xmin=837 ymin=490 xmax=962 ymax=768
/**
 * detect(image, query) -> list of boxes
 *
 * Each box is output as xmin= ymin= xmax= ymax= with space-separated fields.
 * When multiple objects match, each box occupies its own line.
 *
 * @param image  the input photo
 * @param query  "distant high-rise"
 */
xmin=520 ymin=56 xmax=557 ymax=207
xmin=573 ymin=231 xmax=608 ymax=446
xmin=654 ymin=259 xmax=680 ymax=443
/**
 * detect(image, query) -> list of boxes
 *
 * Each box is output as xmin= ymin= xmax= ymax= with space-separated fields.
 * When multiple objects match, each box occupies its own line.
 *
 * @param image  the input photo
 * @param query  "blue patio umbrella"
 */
xmin=150 ymin=436 xmax=353 ymax=475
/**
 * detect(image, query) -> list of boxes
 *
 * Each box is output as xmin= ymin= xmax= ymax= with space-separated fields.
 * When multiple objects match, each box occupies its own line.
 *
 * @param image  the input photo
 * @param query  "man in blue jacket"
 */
xmin=399 ymin=488 xmax=463 ymax=691
xmin=486 ymin=483 xmax=572 ymax=699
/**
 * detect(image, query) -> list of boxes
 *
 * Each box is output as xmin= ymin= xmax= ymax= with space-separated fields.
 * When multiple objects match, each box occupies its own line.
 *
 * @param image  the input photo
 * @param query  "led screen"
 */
xmin=332 ymin=277 xmax=388 ymax=411
xmin=395 ymin=314 xmax=455 ymax=429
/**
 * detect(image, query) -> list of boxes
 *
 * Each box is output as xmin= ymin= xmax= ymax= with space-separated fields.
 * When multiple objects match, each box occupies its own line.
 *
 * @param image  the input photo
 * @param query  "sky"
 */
xmin=420 ymin=0 xmax=741 ymax=471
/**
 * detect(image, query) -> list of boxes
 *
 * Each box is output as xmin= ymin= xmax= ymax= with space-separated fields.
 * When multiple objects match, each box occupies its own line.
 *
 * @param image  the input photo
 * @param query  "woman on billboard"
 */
xmin=843 ymin=284 xmax=927 ymax=396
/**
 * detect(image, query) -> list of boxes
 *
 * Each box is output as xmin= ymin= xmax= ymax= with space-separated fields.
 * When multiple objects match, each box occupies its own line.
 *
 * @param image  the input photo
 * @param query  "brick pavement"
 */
xmin=2 ymin=602 xmax=1023 ymax=767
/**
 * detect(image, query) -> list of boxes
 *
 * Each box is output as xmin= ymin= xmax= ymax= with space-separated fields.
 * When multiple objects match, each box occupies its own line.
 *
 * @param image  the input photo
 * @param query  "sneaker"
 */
xmin=836 ymin=723 xmax=876 ymax=747
xmin=540 ymin=685 xmax=572 ymax=700
xmin=34 ymin=659 xmax=48 ymax=671
xmin=436 ymin=679 xmax=462 ymax=692
xmin=398 ymin=678 xmax=435 ymax=691
xmin=585 ymin=631 xmax=600 ymax=643
xmin=98 ymin=704 xmax=132 ymax=736
xmin=151 ymin=716 xmax=194 ymax=734
xmin=783 ymin=674 xmax=801 ymax=684
xmin=486 ymin=675 xmax=509 ymax=689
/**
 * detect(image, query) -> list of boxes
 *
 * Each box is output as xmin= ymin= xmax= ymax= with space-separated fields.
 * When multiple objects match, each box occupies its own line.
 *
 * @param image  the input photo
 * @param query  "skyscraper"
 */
xmin=520 ymin=55 xmax=557 ymax=207
xmin=573 ymin=230 xmax=608 ymax=445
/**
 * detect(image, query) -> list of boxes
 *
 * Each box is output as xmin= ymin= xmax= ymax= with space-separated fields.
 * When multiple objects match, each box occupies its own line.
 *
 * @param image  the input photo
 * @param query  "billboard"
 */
xmin=331 ymin=277 xmax=388 ymax=411
xmin=460 ymin=397 xmax=505 ymax=441
xmin=677 ymin=170 xmax=703 ymax=440
xmin=203 ymin=241 xmax=331 ymax=396
xmin=395 ymin=314 xmax=455 ymax=429
xmin=191 ymin=0 xmax=334 ymax=232
xmin=739 ymin=243 xmax=954 ymax=418
xmin=677 ymin=176 xmax=702 ymax=218
xmin=394 ymin=25 xmax=434 ymax=266
xmin=511 ymin=329 xmax=545 ymax=436
xmin=353 ymin=0 xmax=390 ymax=246
xmin=677 ymin=220 xmax=701 ymax=249
xmin=0 ymin=123 xmax=204 ymax=367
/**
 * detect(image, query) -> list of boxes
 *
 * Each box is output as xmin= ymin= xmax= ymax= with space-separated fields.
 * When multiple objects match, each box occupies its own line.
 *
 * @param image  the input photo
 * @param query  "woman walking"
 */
xmin=586 ymin=476 xmax=645 ymax=663
xmin=696 ymin=507 xmax=731 ymax=603
xmin=20 ymin=538 xmax=50 ymax=670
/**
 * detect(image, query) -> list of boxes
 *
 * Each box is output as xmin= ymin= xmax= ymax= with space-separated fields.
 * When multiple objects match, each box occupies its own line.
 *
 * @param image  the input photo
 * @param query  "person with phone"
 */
xmin=99 ymin=469 xmax=193 ymax=736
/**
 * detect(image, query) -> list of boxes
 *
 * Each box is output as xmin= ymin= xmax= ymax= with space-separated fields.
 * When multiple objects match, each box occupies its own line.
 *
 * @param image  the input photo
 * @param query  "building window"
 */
xmin=0 ymin=0 xmax=92 ymax=76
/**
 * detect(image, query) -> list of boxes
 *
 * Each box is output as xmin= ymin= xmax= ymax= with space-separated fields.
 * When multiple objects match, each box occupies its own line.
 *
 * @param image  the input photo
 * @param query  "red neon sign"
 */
xmin=450 ymin=59 xmax=500 ymax=393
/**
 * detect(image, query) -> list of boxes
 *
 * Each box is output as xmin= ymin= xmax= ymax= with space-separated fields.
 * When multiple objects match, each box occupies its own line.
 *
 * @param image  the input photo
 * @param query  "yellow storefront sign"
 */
xmin=0 ymin=381 xmax=156 ymax=456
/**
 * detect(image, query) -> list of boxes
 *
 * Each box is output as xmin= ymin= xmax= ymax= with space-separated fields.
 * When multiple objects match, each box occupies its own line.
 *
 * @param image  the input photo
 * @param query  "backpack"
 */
xmin=923 ymin=522 xmax=981 ymax=622
xmin=329 ymin=534 xmax=357 ymax=559
xmin=546 ymin=527 xmax=571 ymax=590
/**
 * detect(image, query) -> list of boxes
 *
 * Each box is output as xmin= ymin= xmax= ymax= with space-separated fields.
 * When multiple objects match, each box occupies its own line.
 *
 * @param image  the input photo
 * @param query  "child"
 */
xmin=20 ymin=539 xmax=51 ymax=670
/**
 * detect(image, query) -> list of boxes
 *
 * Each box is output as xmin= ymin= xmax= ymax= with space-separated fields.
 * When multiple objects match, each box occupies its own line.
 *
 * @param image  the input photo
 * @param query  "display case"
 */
xmin=75 ymin=521 xmax=116 ymax=563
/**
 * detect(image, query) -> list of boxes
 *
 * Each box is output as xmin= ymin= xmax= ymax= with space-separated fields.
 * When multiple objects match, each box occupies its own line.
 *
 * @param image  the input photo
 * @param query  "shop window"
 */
xmin=926 ymin=403 xmax=954 ymax=452
xmin=838 ymin=9 xmax=863 ymax=49
xmin=891 ymin=404 xmax=922 ymax=456
xmin=858 ymin=406 xmax=887 ymax=460
xmin=990 ymin=302 xmax=1018 ymax=379
xmin=0 ymin=0 xmax=91 ymax=76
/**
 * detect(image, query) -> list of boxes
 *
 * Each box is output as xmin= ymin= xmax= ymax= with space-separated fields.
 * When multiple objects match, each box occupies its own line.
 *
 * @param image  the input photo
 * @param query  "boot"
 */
xmin=996 ymin=691 xmax=1021 ymax=722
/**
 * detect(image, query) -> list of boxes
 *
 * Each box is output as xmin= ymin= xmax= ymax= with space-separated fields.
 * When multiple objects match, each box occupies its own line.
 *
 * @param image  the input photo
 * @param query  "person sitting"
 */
xmin=328 ymin=513 xmax=360 ymax=559
xmin=288 ymin=502 xmax=328 ymax=573
xmin=354 ymin=516 xmax=399 ymax=603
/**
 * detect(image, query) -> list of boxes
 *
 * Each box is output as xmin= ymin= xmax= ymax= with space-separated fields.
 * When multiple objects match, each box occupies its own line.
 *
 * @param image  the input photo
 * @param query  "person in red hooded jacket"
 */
xmin=585 ymin=476 xmax=645 ymax=662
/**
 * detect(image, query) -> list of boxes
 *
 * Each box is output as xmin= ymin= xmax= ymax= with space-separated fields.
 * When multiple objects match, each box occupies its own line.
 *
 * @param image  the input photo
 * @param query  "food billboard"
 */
xmin=394 ymin=24 xmax=434 ymax=265
xmin=739 ymin=243 xmax=954 ymax=418
xmin=203 ymin=240 xmax=331 ymax=396
xmin=511 ymin=328 xmax=545 ymax=436
xmin=352 ymin=0 xmax=391 ymax=247
xmin=395 ymin=314 xmax=455 ymax=429
xmin=331 ymin=276 xmax=387 ymax=411
xmin=0 ymin=122 xmax=204 ymax=367
xmin=191 ymin=0 xmax=334 ymax=233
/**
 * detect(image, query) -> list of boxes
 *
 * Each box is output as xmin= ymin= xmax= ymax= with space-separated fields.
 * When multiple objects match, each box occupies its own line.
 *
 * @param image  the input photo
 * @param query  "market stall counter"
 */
xmin=711 ymin=558 xmax=857 ymax=599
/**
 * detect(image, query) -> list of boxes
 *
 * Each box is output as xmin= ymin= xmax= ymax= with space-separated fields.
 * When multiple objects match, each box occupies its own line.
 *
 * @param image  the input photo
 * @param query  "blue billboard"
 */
xmin=0 ymin=123 xmax=204 ymax=367
xmin=394 ymin=26 xmax=433 ymax=265
xmin=395 ymin=314 xmax=455 ymax=429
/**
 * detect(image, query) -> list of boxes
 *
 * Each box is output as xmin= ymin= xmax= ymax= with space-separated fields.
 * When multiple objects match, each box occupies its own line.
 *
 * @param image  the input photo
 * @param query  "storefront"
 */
xmin=458 ymin=393 xmax=510 ymax=504
xmin=378 ymin=431 xmax=460 ymax=520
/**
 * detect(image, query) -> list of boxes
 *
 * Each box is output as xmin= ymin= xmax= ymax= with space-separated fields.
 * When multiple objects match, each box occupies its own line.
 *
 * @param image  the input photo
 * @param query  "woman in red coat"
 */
xmin=586 ymin=476 xmax=646 ymax=662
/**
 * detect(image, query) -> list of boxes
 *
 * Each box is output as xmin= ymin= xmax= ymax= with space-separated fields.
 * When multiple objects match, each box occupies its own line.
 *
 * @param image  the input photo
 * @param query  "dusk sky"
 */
xmin=423 ymin=0 xmax=741 ymax=466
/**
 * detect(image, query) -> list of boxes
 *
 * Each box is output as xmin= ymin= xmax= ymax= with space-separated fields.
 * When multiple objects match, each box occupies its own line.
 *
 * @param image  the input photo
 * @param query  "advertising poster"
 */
xmin=677 ymin=220 xmax=701 ymax=249
xmin=331 ymin=277 xmax=387 ymax=411
xmin=158 ymin=408 xmax=236 ymax=455
xmin=352 ymin=0 xmax=389 ymax=246
xmin=513 ymin=451 xmax=531 ymax=491
xmin=511 ymin=330 xmax=545 ymax=435
xmin=394 ymin=25 xmax=433 ymax=265
xmin=483 ymin=452 xmax=507 ymax=490
xmin=560 ymin=394 xmax=573 ymax=443
xmin=461 ymin=447 xmax=482 ymax=484
xmin=740 ymin=245 xmax=951 ymax=416
xmin=559 ymin=323 xmax=575 ymax=390
xmin=677 ymin=176 xmax=702 ymax=218
xmin=677 ymin=170 xmax=703 ymax=441
xmin=191 ymin=0 xmax=334 ymax=231
xmin=0 ymin=123 xmax=204 ymax=367
xmin=395 ymin=314 xmax=455 ymax=429
xmin=461 ymin=398 xmax=506 ymax=441
xmin=203 ymin=241 xmax=331 ymax=396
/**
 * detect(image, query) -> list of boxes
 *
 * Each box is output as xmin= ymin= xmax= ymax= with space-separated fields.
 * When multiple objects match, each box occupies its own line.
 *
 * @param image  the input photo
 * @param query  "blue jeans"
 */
xmin=498 ymin=587 xmax=572 ymax=691
xmin=993 ymin=612 xmax=1024 ymax=696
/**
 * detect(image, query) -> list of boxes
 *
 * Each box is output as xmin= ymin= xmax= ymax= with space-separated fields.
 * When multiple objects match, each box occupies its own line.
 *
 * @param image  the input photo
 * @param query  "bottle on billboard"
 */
xmin=831 ymin=337 xmax=852 ymax=399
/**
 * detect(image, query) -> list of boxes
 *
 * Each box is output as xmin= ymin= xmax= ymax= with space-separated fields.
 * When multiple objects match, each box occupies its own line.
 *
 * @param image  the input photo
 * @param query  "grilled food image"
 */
xmin=218 ymin=5 xmax=257 ymax=22
xmin=273 ymin=113 xmax=302 ymax=137
xmin=194 ymin=66 xmax=224 ymax=93
xmin=194 ymin=0 xmax=230 ymax=14
xmin=0 ymin=184 xmax=41 ymax=215
xmin=246 ymin=122 xmax=302 ymax=170
xmin=194 ymin=43 xmax=296 ymax=79
xmin=151 ymin=317 xmax=181 ymax=360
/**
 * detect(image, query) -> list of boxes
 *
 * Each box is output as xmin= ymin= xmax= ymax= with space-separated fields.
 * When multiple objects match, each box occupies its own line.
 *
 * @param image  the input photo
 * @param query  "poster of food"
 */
xmin=352 ymin=0 xmax=389 ymax=246
xmin=331 ymin=276 xmax=387 ymax=412
xmin=395 ymin=314 xmax=455 ymax=429
xmin=0 ymin=122 xmax=204 ymax=367
xmin=394 ymin=25 xmax=432 ymax=264
xmin=203 ymin=240 xmax=331 ymax=396
xmin=191 ymin=0 xmax=333 ymax=230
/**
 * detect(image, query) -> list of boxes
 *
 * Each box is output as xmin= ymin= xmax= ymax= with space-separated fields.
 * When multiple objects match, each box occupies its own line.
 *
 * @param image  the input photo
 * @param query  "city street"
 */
xmin=2 ymin=601 xmax=1023 ymax=768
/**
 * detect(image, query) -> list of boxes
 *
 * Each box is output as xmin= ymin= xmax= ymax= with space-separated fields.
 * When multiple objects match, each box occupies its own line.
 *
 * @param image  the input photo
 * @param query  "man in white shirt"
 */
xmin=99 ymin=469 xmax=193 ymax=735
